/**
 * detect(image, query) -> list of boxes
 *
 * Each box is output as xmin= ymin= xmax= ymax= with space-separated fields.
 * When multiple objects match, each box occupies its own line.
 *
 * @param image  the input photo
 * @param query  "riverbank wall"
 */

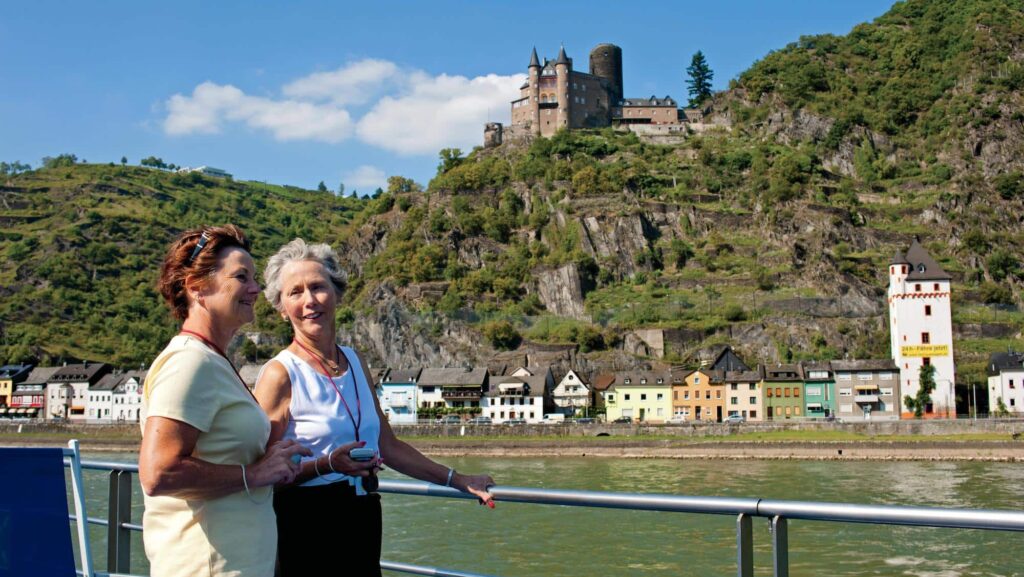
xmin=4 ymin=418 xmax=1023 ymax=438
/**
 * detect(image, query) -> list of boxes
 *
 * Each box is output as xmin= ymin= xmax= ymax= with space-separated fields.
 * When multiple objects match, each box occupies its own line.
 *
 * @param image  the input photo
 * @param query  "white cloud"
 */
xmin=283 ymin=59 xmax=399 ymax=106
xmin=356 ymin=72 xmax=526 ymax=155
xmin=164 ymin=82 xmax=353 ymax=143
xmin=162 ymin=61 xmax=525 ymax=155
xmin=344 ymin=165 xmax=387 ymax=192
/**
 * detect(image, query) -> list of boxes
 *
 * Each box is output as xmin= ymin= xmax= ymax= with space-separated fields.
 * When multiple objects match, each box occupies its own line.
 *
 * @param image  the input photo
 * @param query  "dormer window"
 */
xmin=640 ymin=378 xmax=647 ymax=384
xmin=624 ymin=378 xmax=631 ymax=385
xmin=918 ymin=264 xmax=926 ymax=273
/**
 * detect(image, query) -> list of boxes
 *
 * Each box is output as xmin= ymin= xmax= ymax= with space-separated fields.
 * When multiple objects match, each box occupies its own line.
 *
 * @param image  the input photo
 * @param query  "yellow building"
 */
xmin=603 ymin=371 xmax=673 ymax=423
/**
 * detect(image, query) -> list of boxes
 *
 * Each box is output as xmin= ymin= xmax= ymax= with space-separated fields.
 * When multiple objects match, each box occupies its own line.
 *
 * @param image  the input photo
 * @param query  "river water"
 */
xmin=70 ymin=454 xmax=1024 ymax=577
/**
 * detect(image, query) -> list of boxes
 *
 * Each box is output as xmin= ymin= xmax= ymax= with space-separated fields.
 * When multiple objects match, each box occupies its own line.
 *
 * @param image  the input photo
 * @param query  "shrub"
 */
xmin=481 ymin=320 xmax=521 ymax=350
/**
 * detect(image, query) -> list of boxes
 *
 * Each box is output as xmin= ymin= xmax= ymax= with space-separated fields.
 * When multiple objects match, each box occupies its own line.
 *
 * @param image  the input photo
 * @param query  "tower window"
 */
xmin=915 ymin=284 xmax=922 ymax=292
xmin=921 ymin=332 xmax=930 ymax=344
xmin=925 ymin=305 xmax=932 ymax=316
xmin=902 ymin=266 xmax=908 ymax=274
xmin=922 ymin=357 xmax=931 ymax=366
xmin=933 ymin=283 xmax=939 ymax=291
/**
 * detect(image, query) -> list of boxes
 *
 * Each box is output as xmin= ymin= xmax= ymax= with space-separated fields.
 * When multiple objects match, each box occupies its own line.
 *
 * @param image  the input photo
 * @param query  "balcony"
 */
xmin=855 ymin=394 xmax=880 ymax=404
xmin=441 ymin=388 xmax=483 ymax=400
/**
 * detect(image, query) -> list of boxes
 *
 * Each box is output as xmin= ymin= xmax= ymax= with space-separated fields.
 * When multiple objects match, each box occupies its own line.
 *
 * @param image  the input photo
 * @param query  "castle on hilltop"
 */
xmin=485 ymin=43 xmax=690 ymax=146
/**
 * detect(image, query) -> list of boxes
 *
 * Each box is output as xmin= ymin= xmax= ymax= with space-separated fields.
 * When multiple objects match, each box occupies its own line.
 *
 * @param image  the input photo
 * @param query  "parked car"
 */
xmin=542 ymin=413 xmax=566 ymax=424
xmin=437 ymin=415 xmax=462 ymax=425
xmin=575 ymin=417 xmax=596 ymax=425
xmin=725 ymin=414 xmax=746 ymax=424
xmin=467 ymin=416 xmax=492 ymax=425
xmin=612 ymin=416 xmax=632 ymax=424
xmin=505 ymin=418 xmax=527 ymax=426
xmin=666 ymin=415 xmax=688 ymax=424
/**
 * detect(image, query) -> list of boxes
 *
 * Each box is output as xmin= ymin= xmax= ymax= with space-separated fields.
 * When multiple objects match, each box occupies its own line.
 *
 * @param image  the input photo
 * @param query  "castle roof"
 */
xmin=555 ymin=45 xmax=570 ymax=65
xmin=891 ymin=249 xmax=909 ymax=264
xmin=620 ymin=96 xmax=677 ymax=107
xmin=904 ymin=239 xmax=951 ymax=281
xmin=529 ymin=47 xmax=540 ymax=68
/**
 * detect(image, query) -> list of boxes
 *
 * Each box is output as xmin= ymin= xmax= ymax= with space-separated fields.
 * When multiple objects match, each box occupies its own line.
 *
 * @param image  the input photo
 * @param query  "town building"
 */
xmin=605 ymin=371 xmax=672 ymax=423
xmin=802 ymin=361 xmax=836 ymax=419
xmin=832 ymin=360 xmax=901 ymax=421
xmin=986 ymin=351 xmax=1024 ymax=415
xmin=484 ymin=373 xmax=548 ymax=423
xmin=10 ymin=366 xmax=57 ymax=419
xmin=46 ymin=363 xmax=111 ymax=421
xmin=590 ymin=373 xmax=616 ymax=416
xmin=417 ymin=367 xmax=489 ymax=417
xmin=672 ymin=368 xmax=725 ymax=422
xmin=110 ymin=370 xmax=146 ymax=422
xmin=87 ymin=373 xmax=119 ymax=423
xmin=551 ymin=369 xmax=592 ymax=417
xmin=378 ymin=368 xmax=421 ymax=424
xmin=724 ymin=368 xmax=764 ymax=421
xmin=762 ymin=364 xmax=804 ymax=421
xmin=888 ymin=239 xmax=956 ymax=417
xmin=0 ymin=364 xmax=32 ymax=410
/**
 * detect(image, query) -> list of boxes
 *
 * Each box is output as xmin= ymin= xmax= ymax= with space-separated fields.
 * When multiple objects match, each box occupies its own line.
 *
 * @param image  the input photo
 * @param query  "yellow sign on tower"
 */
xmin=901 ymin=344 xmax=949 ymax=357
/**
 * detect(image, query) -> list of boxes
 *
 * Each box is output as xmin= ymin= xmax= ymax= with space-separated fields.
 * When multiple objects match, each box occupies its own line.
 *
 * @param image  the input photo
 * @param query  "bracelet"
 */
xmin=313 ymin=457 xmax=322 ymax=477
xmin=445 ymin=468 xmax=456 ymax=487
xmin=327 ymin=447 xmax=339 ymax=474
xmin=241 ymin=464 xmax=272 ymax=504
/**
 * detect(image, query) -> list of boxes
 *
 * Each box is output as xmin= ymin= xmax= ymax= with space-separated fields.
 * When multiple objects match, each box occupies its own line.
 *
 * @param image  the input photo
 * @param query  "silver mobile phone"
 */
xmin=349 ymin=447 xmax=376 ymax=461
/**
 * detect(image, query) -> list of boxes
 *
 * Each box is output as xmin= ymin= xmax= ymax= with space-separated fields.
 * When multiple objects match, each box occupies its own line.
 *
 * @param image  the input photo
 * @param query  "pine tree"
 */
xmin=317 ymin=181 xmax=328 ymax=193
xmin=686 ymin=50 xmax=714 ymax=108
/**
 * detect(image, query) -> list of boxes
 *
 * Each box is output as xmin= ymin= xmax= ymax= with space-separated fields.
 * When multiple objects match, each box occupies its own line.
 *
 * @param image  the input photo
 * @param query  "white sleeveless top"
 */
xmin=258 ymin=346 xmax=381 ymax=489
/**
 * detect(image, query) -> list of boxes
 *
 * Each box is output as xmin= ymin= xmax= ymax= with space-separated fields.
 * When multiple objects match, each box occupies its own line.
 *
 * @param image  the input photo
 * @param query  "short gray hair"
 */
xmin=263 ymin=238 xmax=346 ymax=312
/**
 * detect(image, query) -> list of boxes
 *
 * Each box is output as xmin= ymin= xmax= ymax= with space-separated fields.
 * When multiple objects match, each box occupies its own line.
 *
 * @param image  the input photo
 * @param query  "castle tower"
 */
xmin=589 ymin=43 xmax=623 ymax=104
xmin=888 ymin=239 xmax=956 ymax=418
xmin=554 ymin=45 xmax=571 ymax=130
xmin=528 ymin=47 xmax=541 ymax=136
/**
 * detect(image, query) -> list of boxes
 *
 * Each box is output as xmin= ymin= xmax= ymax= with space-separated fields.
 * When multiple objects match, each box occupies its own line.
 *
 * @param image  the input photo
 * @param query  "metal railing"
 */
xmin=67 ymin=458 xmax=1024 ymax=577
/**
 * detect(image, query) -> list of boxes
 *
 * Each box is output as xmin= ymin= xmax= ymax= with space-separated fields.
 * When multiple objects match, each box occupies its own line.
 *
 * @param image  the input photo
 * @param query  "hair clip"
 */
xmin=188 ymin=231 xmax=211 ymax=264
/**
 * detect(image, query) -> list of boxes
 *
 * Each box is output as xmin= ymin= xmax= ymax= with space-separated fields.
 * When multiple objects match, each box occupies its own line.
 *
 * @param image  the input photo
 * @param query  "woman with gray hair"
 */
xmin=255 ymin=238 xmax=496 ymax=576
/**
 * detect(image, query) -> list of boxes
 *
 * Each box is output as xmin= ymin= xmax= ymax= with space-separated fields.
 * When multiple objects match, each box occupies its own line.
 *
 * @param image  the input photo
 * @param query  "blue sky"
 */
xmin=1 ymin=0 xmax=897 ymax=193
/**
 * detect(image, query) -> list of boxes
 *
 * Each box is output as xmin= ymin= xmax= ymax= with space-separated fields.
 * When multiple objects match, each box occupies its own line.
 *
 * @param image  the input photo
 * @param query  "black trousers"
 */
xmin=274 ymin=481 xmax=382 ymax=576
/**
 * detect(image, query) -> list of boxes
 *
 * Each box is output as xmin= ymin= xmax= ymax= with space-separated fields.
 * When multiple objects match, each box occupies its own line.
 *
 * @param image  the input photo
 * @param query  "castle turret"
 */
xmin=528 ymin=47 xmax=541 ymax=135
xmin=555 ymin=45 xmax=571 ymax=130
xmin=589 ymin=43 xmax=623 ymax=104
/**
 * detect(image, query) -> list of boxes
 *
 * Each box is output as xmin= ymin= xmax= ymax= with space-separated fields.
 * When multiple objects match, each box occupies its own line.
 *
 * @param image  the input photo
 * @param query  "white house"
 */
xmin=87 ymin=373 xmax=118 ymax=423
xmin=47 ymin=363 xmax=111 ymax=421
xmin=112 ymin=371 xmax=146 ymax=422
xmin=986 ymin=352 xmax=1024 ymax=415
xmin=551 ymin=369 xmax=591 ymax=416
xmin=888 ymin=240 xmax=956 ymax=417
xmin=378 ymin=369 xmax=421 ymax=425
xmin=484 ymin=374 xmax=547 ymax=423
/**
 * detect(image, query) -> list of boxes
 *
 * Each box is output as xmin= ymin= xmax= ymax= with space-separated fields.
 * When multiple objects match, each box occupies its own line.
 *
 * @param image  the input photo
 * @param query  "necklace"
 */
xmin=179 ymin=330 xmax=259 ymax=403
xmin=292 ymin=339 xmax=362 ymax=442
xmin=302 ymin=341 xmax=343 ymax=374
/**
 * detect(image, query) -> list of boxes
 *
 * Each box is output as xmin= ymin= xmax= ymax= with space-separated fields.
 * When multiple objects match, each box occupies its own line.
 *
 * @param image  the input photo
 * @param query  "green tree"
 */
xmin=120 ymin=156 xmax=127 ymax=165
xmin=993 ymin=397 xmax=1010 ymax=418
xmin=437 ymin=148 xmax=464 ymax=174
xmin=337 ymin=182 xmax=345 ymax=196
xmin=686 ymin=50 xmax=714 ymax=108
xmin=317 ymin=181 xmax=328 ymax=193
xmin=904 ymin=363 xmax=936 ymax=418
xmin=481 ymin=320 xmax=521 ymax=350
xmin=42 ymin=154 xmax=78 ymax=169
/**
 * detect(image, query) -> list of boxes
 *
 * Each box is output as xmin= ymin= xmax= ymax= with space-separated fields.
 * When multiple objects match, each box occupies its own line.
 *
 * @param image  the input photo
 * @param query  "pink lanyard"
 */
xmin=293 ymin=339 xmax=362 ymax=442
xmin=179 ymin=330 xmax=258 ymax=402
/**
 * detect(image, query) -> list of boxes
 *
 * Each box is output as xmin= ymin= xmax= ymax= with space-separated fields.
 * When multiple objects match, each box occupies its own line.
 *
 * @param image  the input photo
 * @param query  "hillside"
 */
xmin=0 ymin=164 xmax=366 ymax=365
xmin=2 ymin=0 xmax=1022 ymax=394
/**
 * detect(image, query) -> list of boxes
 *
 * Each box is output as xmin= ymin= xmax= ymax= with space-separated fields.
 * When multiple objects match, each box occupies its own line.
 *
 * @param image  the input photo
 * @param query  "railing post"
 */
xmin=736 ymin=513 xmax=753 ymax=577
xmin=771 ymin=515 xmax=789 ymax=577
xmin=106 ymin=470 xmax=133 ymax=574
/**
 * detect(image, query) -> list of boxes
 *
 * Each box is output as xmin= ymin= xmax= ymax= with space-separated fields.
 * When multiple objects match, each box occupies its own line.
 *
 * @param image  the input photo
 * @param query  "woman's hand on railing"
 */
xmin=453 ymin=473 xmax=496 ymax=508
xmin=249 ymin=439 xmax=311 ymax=487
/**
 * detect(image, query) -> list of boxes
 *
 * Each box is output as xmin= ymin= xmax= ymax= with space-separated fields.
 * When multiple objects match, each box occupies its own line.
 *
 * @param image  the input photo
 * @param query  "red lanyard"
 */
xmin=178 ymin=330 xmax=259 ymax=403
xmin=293 ymin=339 xmax=362 ymax=442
